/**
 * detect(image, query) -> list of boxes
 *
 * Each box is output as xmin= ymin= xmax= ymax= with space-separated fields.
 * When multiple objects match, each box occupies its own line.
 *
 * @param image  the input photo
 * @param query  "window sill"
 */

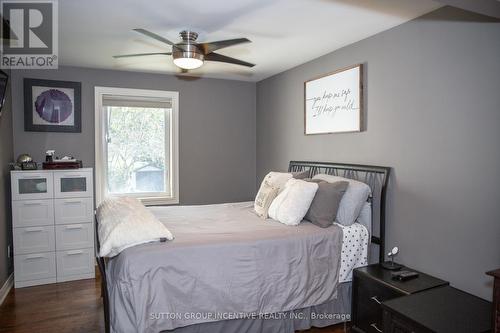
xmin=104 ymin=193 xmax=179 ymax=206
xmin=140 ymin=196 xmax=179 ymax=206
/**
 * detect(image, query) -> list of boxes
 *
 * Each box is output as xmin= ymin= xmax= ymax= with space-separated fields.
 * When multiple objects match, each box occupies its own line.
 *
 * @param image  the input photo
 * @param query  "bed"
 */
xmin=96 ymin=161 xmax=390 ymax=333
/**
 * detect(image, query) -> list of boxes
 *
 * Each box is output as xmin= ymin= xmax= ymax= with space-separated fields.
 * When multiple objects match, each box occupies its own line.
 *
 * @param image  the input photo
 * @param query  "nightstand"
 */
xmin=486 ymin=268 xmax=500 ymax=332
xmin=352 ymin=264 xmax=448 ymax=333
xmin=381 ymin=285 xmax=491 ymax=333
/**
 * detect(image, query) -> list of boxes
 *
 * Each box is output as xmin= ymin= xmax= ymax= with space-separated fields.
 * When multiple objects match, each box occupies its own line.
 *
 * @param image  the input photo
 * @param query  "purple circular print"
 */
xmin=34 ymin=89 xmax=73 ymax=123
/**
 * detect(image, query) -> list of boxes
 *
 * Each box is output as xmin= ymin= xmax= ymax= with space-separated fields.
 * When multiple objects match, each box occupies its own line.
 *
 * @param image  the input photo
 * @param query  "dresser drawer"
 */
xmin=54 ymin=171 xmax=93 ymax=198
xmin=54 ymin=198 xmax=93 ymax=224
xmin=14 ymin=252 xmax=56 ymax=282
xmin=11 ymin=172 xmax=54 ymax=200
xmin=13 ymin=199 xmax=54 ymax=227
xmin=14 ymin=226 xmax=55 ymax=255
xmin=56 ymin=248 xmax=94 ymax=281
xmin=56 ymin=224 xmax=94 ymax=251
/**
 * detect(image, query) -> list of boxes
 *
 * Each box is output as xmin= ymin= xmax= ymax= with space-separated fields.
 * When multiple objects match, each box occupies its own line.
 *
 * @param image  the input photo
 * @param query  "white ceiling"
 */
xmin=59 ymin=0 xmax=442 ymax=82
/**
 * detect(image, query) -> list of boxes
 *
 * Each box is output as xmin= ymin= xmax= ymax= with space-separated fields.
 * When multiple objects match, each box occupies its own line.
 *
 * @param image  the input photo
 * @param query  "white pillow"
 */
xmin=268 ymin=178 xmax=319 ymax=226
xmin=97 ymin=197 xmax=174 ymax=257
xmin=312 ymin=174 xmax=371 ymax=226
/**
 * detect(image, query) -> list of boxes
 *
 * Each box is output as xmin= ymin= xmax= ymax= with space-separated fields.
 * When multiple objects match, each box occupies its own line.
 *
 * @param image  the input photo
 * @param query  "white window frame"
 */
xmin=94 ymin=86 xmax=179 ymax=206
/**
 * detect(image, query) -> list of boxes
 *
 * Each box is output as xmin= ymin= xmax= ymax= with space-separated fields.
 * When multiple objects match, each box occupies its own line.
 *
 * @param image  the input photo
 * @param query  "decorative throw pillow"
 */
xmin=291 ymin=170 xmax=310 ymax=179
xmin=97 ymin=197 xmax=174 ymax=257
xmin=254 ymin=180 xmax=279 ymax=218
xmin=312 ymin=174 xmax=371 ymax=226
xmin=268 ymin=178 xmax=319 ymax=226
xmin=254 ymin=172 xmax=293 ymax=218
xmin=304 ymin=180 xmax=349 ymax=228
xmin=263 ymin=172 xmax=293 ymax=192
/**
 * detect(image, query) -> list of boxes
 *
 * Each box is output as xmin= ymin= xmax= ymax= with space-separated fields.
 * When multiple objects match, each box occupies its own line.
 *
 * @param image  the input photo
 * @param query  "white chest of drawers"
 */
xmin=11 ymin=168 xmax=95 ymax=288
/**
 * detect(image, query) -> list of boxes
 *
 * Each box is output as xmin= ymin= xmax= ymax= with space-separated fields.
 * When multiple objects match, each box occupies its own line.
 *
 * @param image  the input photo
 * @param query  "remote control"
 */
xmin=391 ymin=270 xmax=419 ymax=281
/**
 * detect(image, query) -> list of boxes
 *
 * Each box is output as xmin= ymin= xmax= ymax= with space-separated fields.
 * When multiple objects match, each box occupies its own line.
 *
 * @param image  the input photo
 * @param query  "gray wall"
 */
xmin=256 ymin=7 xmax=500 ymax=300
xmin=11 ymin=67 xmax=256 ymax=205
xmin=0 ymin=70 xmax=14 ymax=287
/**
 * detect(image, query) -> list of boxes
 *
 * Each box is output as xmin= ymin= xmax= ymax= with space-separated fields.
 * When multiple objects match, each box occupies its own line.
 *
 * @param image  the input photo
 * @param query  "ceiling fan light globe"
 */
xmin=173 ymin=57 xmax=204 ymax=70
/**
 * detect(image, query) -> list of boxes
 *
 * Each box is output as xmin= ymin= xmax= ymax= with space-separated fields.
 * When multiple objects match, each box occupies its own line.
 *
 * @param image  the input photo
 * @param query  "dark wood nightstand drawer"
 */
xmin=352 ymin=264 xmax=448 ymax=333
xmin=383 ymin=309 xmax=427 ymax=333
xmin=354 ymin=274 xmax=404 ymax=332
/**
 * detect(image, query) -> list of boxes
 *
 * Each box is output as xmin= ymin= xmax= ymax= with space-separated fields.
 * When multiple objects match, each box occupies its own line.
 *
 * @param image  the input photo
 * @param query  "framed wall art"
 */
xmin=24 ymin=78 xmax=82 ymax=133
xmin=304 ymin=64 xmax=363 ymax=135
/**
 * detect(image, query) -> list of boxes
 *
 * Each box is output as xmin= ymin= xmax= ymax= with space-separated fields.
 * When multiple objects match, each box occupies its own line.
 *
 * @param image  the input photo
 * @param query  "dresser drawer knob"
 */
xmin=64 ymin=200 xmax=82 ymax=204
xmin=26 ymin=254 xmax=45 ymax=260
xmin=65 ymin=225 xmax=83 ymax=230
xmin=370 ymin=296 xmax=382 ymax=304
xmin=25 ymin=227 xmax=44 ymax=232
xmin=23 ymin=202 xmax=43 ymax=206
xmin=370 ymin=323 xmax=383 ymax=332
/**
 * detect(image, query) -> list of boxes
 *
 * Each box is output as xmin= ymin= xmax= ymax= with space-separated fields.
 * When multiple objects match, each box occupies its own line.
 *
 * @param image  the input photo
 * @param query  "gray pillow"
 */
xmin=291 ymin=170 xmax=310 ymax=179
xmin=304 ymin=180 xmax=349 ymax=228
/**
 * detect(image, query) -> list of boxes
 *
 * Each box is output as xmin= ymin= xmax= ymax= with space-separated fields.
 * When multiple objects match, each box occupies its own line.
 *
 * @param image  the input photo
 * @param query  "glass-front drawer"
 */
xmin=11 ymin=172 xmax=54 ymax=200
xmin=54 ymin=171 xmax=93 ymax=198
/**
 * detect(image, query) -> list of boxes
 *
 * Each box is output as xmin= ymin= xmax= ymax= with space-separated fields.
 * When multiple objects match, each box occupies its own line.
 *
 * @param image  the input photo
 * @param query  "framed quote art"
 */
xmin=304 ymin=64 xmax=363 ymax=135
xmin=24 ymin=78 xmax=82 ymax=133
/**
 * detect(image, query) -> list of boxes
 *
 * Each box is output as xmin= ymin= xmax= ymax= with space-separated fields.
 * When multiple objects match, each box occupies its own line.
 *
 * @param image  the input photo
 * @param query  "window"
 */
xmin=95 ymin=87 xmax=179 ymax=205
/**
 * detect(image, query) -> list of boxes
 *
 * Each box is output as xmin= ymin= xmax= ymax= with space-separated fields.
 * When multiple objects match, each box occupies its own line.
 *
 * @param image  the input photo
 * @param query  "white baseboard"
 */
xmin=0 ymin=273 xmax=14 ymax=306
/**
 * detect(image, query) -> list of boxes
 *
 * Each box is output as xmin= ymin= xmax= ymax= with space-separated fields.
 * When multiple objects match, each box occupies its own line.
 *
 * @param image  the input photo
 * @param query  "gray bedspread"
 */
xmin=106 ymin=202 xmax=343 ymax=333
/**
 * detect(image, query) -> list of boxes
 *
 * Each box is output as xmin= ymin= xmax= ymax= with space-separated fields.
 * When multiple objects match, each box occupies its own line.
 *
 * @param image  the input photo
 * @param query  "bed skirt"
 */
xmin=163 ymin=282 xmax=351 ymax=333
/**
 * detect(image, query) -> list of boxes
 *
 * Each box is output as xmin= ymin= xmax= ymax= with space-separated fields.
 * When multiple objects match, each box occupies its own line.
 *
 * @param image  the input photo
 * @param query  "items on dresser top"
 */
xmin=352 ymin=263 xmax=448 ymax=333
xmin=43 ymin=160 xmax=83 ymax=169
xmin=14 ymin=153 xmax=38 ymax=170
xmin=487 ymin=268 xmax=500 ymax=333
xmin=43 ymin=150 xmax=82 ymax=169
xmin=11 ymin=168 xmax=94 ymax=288
xmin=382 ymin=285 xmax=492 ymax=333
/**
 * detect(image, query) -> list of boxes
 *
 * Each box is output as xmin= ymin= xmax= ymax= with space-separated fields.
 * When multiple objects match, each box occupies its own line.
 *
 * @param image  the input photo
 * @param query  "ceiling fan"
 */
xmin=114 ymin=29 xmax=255 ymax=70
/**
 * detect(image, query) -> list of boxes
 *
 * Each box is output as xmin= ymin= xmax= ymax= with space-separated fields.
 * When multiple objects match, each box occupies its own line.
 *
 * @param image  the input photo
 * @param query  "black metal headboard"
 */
xmin=288 ymin=161 xmax=391 ymax=263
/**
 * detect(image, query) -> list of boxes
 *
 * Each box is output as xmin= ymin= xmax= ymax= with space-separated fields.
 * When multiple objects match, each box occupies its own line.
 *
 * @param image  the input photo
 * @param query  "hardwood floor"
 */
xmin=0 ymin=278 xmax=349 ymax=333
xmin=0 ymin=278 xmax=104 ymax=333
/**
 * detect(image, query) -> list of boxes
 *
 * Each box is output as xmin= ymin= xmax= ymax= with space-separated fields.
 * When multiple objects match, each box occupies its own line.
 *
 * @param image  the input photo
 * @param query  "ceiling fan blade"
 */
xmin=205 ymin=52 xmax=255 ymax=67
xmin=113 ymin=52 xmax=171 ymax=58
xmin=133 ymin=28 xmax=175 ymax=46
xmin=199 ymin=38 xmax=251 ymax=54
